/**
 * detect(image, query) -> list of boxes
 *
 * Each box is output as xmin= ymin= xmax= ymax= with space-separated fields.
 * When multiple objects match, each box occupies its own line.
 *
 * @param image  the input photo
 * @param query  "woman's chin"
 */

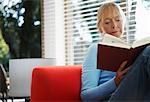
xmin=111 ymin=33 xmax=122 ymax=38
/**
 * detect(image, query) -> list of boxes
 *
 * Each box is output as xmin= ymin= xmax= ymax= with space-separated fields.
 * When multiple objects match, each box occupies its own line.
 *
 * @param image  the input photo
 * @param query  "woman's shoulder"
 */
xmin=89 ymin=43 xmax=98 ymax=49
xmin=85 ymin=43 xmax=98 ymax=55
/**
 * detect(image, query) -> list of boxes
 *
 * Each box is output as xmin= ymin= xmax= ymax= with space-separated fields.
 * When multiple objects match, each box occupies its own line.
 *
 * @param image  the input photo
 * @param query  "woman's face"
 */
xmin=99 ymin=7 xmax=123 ymax=38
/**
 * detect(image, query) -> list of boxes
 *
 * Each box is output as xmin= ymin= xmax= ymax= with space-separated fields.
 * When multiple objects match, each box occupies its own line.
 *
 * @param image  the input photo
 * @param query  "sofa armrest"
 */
xmin=31 ymin=65 xmax=82 ymax=102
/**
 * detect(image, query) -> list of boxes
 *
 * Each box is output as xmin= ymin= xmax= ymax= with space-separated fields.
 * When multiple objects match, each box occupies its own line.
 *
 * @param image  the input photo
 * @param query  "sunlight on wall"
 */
xmin=136 ymin=0 xmax=150 ymax=40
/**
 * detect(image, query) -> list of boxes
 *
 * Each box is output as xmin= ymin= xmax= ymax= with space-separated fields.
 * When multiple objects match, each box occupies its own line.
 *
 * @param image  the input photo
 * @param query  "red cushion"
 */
xmin=31 ymin=65 xmax=82 ymax=102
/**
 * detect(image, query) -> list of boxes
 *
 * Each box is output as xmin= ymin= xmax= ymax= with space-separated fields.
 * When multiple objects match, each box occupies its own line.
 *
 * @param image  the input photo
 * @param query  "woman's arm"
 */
xmin=81 ymin=44 xmax=117 ymax=101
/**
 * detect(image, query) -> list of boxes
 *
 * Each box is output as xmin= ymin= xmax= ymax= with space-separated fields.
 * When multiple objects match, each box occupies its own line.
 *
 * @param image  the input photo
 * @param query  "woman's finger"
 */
xmin=118 ymin=60 xmax=128 ymax=71
xmin=121 ymin=66 xmax=131 ymax=75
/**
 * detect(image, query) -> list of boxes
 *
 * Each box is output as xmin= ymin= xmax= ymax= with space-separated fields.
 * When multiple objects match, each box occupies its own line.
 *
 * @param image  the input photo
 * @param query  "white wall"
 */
xmin=42 ymin=0 xmax=65 ymax=65
xmin=55 ymin=0 xmax=65 ymax=65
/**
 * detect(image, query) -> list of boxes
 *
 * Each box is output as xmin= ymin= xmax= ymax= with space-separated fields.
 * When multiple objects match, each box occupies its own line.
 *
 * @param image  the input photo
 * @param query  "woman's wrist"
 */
xmin=114 ymin=76 xmax=120 ymax=87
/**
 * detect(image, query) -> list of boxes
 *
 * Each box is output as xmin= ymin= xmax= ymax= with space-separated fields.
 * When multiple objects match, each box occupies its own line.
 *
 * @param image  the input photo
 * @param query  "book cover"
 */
xmin=97 ymin=34 xmax=150 ymax=72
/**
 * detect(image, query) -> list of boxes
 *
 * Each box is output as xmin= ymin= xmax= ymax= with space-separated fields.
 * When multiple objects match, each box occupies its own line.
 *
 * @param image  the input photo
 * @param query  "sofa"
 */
xmin=30 ymin=65 xmax=82 ymax=102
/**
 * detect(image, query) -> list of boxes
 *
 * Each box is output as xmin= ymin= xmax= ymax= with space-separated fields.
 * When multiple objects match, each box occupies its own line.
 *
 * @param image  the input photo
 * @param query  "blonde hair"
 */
xmin=97 ymin=2 xmax=126 ymax=33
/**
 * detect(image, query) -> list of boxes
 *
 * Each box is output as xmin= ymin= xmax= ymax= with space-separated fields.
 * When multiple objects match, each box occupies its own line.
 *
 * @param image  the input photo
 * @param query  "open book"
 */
xmin=97 ymin=34 xmax=150 ymax=72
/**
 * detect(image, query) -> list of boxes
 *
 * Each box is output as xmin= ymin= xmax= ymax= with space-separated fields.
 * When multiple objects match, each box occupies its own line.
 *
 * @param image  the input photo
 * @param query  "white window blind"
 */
xmin=126 ymin=0 xmax=137 ymax=44
xmin=64 ymin=0 xmax=137 ymax=65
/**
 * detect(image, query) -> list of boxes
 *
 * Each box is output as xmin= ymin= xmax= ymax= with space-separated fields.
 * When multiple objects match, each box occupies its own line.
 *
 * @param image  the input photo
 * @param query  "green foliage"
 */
xmin=0 ymin=29 xmax=9 ymax=63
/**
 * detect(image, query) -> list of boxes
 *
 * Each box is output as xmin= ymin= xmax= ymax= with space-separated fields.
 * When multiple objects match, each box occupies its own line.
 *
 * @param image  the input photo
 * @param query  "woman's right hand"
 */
xmin=114 ymin=61 xmax=130 ymax=87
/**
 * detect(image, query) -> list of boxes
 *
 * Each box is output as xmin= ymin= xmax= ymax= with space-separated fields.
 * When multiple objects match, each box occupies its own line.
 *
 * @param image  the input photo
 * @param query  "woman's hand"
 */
xmin=114 ymin=61 xmax=130 ymax=87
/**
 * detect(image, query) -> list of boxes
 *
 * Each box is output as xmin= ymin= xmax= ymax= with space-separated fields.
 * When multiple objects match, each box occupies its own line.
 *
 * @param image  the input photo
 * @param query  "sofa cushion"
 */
xmin=31 ymin=65 xmax=82 ymax=102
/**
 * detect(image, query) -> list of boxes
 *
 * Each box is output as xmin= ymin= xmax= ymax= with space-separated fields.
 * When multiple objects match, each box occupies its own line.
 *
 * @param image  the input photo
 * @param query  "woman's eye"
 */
xmin=105 ymin=22 xmax=109 ymax=24
xmin=105 ymin=22 xmax=110 ymax=24
xmin=116 ymin=19 xmax=120 ymax=21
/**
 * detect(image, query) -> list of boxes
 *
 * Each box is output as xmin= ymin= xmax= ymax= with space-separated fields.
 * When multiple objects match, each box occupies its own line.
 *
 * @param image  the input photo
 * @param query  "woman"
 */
xmin=81 ymin=2 xmax=150 ymax=102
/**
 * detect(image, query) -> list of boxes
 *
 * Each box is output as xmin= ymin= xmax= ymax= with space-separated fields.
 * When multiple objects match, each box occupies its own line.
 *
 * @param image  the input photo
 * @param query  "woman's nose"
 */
xmin=112 ymin=21 xmax=117 ymax=29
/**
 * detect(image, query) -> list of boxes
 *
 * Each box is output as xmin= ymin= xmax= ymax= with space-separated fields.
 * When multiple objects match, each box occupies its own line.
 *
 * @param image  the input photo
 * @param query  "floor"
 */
xmin=0 ymin=99 xmax=25 ymax=102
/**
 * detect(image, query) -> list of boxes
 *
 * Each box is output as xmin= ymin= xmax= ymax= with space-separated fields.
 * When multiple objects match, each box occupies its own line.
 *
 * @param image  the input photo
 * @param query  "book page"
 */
xmin=100 ymin=33 xmax=130 ymax=49
xmin=99 ymin=42 xmax=130 ymax=49
xmin=132 ymin=36 xmax=150 ymax=48
xmin=102 ymin=33 xmax=128 ymax=44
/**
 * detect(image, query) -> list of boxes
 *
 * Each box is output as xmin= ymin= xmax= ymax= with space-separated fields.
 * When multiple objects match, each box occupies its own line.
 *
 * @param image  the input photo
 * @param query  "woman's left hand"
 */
xmin=114 ymin=61 xmax=130 ymax=87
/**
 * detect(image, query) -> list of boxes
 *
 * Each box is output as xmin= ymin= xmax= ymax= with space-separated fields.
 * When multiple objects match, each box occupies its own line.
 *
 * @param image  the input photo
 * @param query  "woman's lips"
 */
xmin=111 ymin=31 xmax=118 ymax=34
